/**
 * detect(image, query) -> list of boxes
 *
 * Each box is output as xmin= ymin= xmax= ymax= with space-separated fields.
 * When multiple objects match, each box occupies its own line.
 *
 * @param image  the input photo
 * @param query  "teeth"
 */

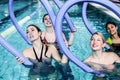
xmin=93 ymin=44 xmax=98 ymax=47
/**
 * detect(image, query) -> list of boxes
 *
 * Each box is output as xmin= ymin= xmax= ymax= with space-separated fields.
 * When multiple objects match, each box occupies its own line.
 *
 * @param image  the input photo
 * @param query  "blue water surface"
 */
xmin=0 ymin=0 xmax=120 ymax=80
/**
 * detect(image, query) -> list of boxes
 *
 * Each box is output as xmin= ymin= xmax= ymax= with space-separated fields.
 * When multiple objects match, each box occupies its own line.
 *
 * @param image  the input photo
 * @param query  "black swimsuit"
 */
xmin=112 ymin=43 xmax=120 ymax=56
xmin=33 ymin=44 xmax=46 ymax=62
xmin=29 ymin=44 xmax=55 ymax=76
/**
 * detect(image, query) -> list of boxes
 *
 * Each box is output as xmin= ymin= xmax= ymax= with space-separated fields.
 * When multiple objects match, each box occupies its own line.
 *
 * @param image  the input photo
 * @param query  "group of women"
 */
xmin=84 ymin=22 xmax=120 ymax=80
xmin=17 ymin=14 xmax=76 ymax=80
xmin=17 ymin=12 xmax=120 ymax=80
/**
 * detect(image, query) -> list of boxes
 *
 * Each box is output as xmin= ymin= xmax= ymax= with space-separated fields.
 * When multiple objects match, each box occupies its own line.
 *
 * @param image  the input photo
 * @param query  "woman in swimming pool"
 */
xmin=41 ymin=14 xmax=76 ymax=46
xmin=84 ymin=32 xmax=120 ymax=80
xmin=105 ymin=22 xmax=120 ymax=56
xmin=41 ymin=14 xmax=76 ymax=80
xmin=17 ymin=24 xmax=61 ymax=80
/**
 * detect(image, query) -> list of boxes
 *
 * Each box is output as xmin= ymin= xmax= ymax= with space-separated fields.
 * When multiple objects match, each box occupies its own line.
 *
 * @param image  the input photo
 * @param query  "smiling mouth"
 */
xmin=47 ymin=22 xmax=51 ymax=24
xmin=29 ymin=35 xmax=34 ymax=39
xmin=92 ymin=44 xmax=99 ymax=48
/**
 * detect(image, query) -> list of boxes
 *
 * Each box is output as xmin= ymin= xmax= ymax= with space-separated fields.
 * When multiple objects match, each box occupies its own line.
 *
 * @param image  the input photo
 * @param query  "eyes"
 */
xmin=44 ymin=17 xmax=48 ymax=20
xmin=107 ymin=25 xmax=116 ymax=31
xmin=91 ymin=35 xmax=103 ymax=43
xmin=91 ymin=38 xmax=102 ymax=42
xmin=44 ymin=16 xmax=50 ymax=21
xmin=26 ymin=28 xmax=35 ymax=34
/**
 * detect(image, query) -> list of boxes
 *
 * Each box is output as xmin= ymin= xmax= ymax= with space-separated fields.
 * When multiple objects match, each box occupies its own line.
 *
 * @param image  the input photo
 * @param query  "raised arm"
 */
xmin=68 ymin=26 xmax=76 ymax=46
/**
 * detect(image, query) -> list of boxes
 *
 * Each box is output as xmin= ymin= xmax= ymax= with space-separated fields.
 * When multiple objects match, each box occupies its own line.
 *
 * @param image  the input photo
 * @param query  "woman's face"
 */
xmin=27 ymin=26 xmax=41 ymax=42
xmin=90 ymin=34 xmax=105 ymax=51
xmin=43 ymin=15 xmax=52 ymax=27
xmin=106 ymin=24 xmax=118 ymax=35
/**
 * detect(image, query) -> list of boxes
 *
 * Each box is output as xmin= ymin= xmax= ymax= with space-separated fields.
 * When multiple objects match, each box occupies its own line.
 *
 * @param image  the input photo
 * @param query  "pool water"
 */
xmin=0 ymin=0 xmax=120 ymax=80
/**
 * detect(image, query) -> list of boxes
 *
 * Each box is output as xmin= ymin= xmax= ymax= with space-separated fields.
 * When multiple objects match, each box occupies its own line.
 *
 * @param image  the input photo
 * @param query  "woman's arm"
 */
xmin=68 ymin=32 xmax=75 ymax=46
xmin=16 ymin=48 xmax=31 ymax=64
xmin=16 ymin=49 xmax=28 ymax=64
xmin=68 ymin=26 xmax=76 ymax=46
xmin=84 ymin=57 xmax=114 ymax=71
xmin=50 ymin=46 xmax=61 ymax=63
xmin=62 ymin=33 xmax=69 ymax=47
xmin=85 ymin=62 xmax=114 ymax=71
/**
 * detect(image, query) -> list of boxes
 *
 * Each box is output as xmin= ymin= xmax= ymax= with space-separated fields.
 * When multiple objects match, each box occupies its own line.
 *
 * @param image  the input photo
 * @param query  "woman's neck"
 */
xmin=92 ymin=50 xmax=103 ymax=59
xmin=46 ymin=26 xmax=54 ymax=33
xmin=111 ymin=33 xmax=119 ymax=40
xmin=33 ymin=38 xmax=42 ymax=49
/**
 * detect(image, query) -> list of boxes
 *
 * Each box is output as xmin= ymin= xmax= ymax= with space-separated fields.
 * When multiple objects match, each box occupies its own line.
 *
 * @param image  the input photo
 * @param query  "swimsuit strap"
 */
xmin=33 ymin=44 xmax=44 ymax=62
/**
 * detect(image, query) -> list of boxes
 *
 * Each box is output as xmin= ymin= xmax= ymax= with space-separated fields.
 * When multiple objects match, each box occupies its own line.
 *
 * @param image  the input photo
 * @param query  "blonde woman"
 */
xmin=84 ymin=32 xmax=120 ymax=80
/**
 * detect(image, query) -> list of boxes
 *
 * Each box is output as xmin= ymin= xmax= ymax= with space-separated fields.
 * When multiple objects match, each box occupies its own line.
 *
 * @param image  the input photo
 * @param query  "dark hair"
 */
xmin=105 ymin=22 xmax=117 ymax=30
xmin=42 ymin=13 xmax=48 ymax=22
xmin=27 ymin=24 xmax=41 ymax=32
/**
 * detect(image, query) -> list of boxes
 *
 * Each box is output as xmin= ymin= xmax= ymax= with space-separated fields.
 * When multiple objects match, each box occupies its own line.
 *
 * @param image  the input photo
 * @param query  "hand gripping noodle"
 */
xmin=40 ymin=0 xmax=74 ymax=31
xmin=6 ymin=0 xmax=74 ymax=66
xmin=2 ymin=0 xmax=120 ymax=72
xmin=53 ymin=0 xmax=74 ymax=32
xmin=0 ymin=35 xmax=33 ymax=66
xmin=2 ymin=0 xmax=41 ymax=66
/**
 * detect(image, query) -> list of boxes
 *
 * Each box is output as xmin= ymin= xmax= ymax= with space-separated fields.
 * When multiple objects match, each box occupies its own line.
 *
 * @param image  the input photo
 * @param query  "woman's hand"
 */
xmin=73 ymin=26 xmax=77 ymax=32
xmin=16 ymin=57 xmax=25 ymax=64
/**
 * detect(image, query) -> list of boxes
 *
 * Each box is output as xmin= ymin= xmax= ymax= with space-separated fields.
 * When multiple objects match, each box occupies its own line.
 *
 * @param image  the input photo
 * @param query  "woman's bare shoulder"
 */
xmin=22 ymin=47 xmax=32 ymax=56
xmin=105 ymin=52 xmax=117 ymax=55
xmin=84 ymin=55 xmax=93 ymax=62
xmin=104 ymin=52 xmax=119 ymax=59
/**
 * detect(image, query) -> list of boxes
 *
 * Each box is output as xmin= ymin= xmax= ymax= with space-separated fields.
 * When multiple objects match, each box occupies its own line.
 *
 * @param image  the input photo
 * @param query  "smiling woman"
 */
xmin=105 ymin=22 xmax=120 ymax=56
xmin=84 ymin=32 xmax=120 ymax=80
xmin=1 ymin=0 xmax=120 ymax=80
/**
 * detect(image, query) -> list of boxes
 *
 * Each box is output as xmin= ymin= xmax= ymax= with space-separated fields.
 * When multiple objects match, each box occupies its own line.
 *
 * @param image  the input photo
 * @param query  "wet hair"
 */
xmin=105 ymin=22 xmax=117 ymax=31
xmin=91 ymin=32 xmax=105 ymax=43
xmin=42 ymin=13 xmax=48 ymax=22
xmin=27 ymin=24 xmax=41 ymax=32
